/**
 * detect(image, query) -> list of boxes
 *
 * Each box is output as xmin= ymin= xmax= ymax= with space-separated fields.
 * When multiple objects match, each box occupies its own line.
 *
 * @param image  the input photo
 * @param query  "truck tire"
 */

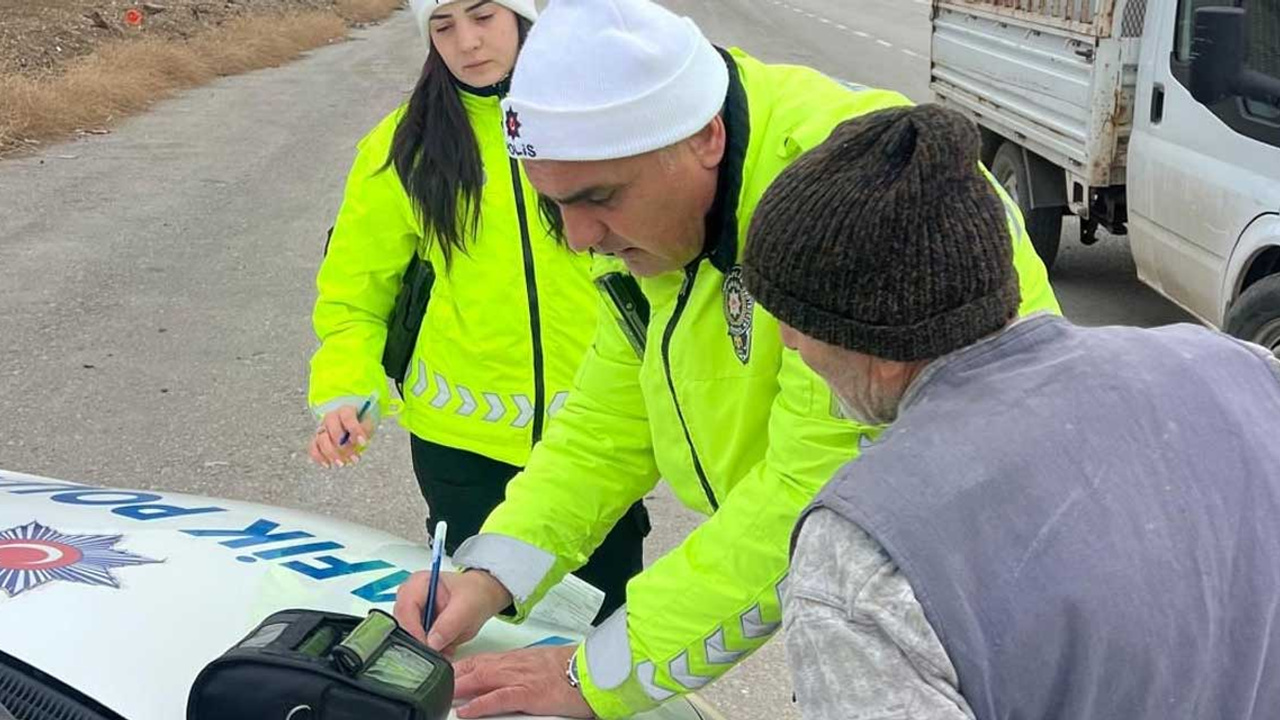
xmin=991 ymin=142 xmax=1063 ymax=271
xmin=1225 ymin=273 xmax=1280 ymax=357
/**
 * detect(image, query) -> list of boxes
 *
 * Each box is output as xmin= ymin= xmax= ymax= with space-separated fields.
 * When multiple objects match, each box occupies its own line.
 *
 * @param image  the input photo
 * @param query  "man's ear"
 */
xmin=686 ymin=115 xmax=727 ymax=170
xmin=874 ymin=356 xmax=932 ymax=392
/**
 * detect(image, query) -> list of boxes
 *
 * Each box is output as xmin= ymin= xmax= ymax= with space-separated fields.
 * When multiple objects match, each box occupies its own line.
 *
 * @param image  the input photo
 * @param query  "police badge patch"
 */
xmin=723 ymin=265 xmax=755 ymax=365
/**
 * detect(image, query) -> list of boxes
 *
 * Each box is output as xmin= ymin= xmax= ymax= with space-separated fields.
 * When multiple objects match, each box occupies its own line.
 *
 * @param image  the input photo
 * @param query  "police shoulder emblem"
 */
xmin=723 ymin=265 xmax=755 ymax=365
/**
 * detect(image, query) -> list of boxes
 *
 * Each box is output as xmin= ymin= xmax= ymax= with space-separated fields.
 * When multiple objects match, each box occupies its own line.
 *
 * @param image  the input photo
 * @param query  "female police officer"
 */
xmin=305 ymin=0 xmax=645 ymax=619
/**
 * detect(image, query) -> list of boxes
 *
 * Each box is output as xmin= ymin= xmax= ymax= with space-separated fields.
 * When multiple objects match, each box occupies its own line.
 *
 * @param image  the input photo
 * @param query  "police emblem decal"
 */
xmin=723 ymin=265 xmax=755 ymax=365
xmin=504 ymin=109 xmax=537 ymax=158
xmin=505 ymin=108 xmax=523 ymax=140
xmin=0 ymin=520 xmax=161 ymax=598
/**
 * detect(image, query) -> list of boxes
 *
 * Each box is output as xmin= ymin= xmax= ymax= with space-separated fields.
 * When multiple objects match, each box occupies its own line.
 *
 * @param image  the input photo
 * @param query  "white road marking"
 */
xmin=772 ymin=1 xmax=921 ymax=59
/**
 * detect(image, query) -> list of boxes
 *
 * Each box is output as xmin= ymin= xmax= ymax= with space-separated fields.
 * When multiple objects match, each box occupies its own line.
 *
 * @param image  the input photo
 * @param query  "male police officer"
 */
xmin=394 ymin=1 xmax=1060 ymax=717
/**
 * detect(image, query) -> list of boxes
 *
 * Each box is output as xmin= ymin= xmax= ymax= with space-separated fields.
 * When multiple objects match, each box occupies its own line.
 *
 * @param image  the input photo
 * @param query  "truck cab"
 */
xmin=931 ymin=0 xmax=1280 ymax=354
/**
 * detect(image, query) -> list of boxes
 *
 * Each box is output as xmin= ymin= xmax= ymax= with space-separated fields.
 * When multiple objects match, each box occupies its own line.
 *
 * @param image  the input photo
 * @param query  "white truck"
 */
xmin=930 ymin=0 xmax=1280 ymax=354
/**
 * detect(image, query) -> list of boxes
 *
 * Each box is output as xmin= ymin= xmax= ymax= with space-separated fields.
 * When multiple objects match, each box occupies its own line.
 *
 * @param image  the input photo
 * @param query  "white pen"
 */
xmin=423 ymin=521 xmax=448 ymax=633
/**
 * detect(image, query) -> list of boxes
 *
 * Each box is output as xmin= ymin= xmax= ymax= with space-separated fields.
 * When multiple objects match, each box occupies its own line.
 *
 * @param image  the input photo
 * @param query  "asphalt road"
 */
xmin=0 ymin=2 xmax=1195 ymax=720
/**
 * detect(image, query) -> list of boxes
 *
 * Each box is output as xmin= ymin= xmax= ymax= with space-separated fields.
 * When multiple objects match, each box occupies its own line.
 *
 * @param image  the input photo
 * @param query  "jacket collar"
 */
xmin=701 ymin=48 xmax=749 ymax=275
xmin=454 ymin=73 xmax=512 ymax=99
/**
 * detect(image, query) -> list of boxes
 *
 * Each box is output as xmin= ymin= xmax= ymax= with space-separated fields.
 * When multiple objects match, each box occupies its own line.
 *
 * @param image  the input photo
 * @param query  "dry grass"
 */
xmin=337 ymin=0 xmax=403 ymax=24
xmin=0 ymin=1 xmax=402 ymax=153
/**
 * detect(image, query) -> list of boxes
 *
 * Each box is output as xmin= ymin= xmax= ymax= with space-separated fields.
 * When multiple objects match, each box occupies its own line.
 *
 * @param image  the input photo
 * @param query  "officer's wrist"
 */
xmin=462 ymin=568 xmax=515 ymax=618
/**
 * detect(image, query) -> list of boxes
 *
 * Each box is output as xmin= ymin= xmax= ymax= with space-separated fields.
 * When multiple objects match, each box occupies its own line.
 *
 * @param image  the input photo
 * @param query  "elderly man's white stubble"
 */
xmin=778 ymin=323 xmax=927 ymax=426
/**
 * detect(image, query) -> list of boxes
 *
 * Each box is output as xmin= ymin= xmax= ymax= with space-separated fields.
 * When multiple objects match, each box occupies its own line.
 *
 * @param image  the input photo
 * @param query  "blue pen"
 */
xmin=338 ymin=396 xmax=374 ymax=447
xmin=424 ymin=520 xmax=448 ymax=634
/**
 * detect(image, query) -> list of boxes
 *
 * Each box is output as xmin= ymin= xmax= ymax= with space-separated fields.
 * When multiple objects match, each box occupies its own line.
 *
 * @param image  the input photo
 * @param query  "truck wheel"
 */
xmin=1225 ymin=273 xmax=1280 ymax=357
xmin=991 ymin=142 xmax=1063 ymax=271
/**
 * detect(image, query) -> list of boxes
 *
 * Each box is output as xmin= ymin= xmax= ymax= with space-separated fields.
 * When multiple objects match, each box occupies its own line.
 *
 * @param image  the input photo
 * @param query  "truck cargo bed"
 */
xmin=930 ymin=0 xmax=1148 ymax=187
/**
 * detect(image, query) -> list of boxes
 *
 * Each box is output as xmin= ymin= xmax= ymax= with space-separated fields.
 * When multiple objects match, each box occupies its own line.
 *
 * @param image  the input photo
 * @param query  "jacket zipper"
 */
xmin=662 ymin=263 xmax=719 ymax=512
xmin=509 ymin=157 xmax=546 ymax=444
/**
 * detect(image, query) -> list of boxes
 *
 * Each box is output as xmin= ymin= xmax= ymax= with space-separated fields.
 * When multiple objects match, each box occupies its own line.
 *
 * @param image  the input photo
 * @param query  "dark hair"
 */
xmin=387 ymin=17 xmax=532 ymax=269
xmin=538 ymin=195 xmax=564 ymax=239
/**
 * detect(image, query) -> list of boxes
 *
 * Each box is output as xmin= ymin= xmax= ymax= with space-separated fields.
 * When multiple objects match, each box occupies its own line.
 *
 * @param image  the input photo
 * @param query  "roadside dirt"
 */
xmin=0 ymin=0 xmax=402 ymax=153
xmin=0 ymin=0 xmax=384 ymax=79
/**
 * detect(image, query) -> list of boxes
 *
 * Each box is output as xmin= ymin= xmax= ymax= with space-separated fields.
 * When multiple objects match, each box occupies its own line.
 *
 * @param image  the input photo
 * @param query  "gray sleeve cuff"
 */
xmin=452 ymin=533 xmax=556 ymax=603
xmin=311 ymin=395 xmax=382 ymax=426
xmin=583 ymin=605 xmax=633 ymax=691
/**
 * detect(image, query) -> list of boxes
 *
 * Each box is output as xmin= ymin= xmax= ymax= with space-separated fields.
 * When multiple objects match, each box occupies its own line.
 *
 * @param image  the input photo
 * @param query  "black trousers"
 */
xmin=410 ymin=437 xmax=648 ymax=623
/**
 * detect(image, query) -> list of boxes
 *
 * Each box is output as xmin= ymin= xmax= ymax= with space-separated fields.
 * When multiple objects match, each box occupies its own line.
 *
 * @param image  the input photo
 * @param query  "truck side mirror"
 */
xmin=1189 ymin=6 xmax=1245 ymax=105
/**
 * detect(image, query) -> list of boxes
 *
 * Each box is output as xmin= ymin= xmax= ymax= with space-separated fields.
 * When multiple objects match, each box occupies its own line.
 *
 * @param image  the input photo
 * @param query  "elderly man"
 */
xmin=742 ymin=103 xmax=1280 ymax=720
xmin=393 ymin=1 xmax=1060 ymax=717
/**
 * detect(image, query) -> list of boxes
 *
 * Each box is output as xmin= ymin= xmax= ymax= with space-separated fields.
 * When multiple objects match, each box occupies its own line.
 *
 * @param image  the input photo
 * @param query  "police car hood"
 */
xmin=0 ymin=470 xmax=715 ymax=720
xmin=0 ymin=469 xmax=447 ymax=719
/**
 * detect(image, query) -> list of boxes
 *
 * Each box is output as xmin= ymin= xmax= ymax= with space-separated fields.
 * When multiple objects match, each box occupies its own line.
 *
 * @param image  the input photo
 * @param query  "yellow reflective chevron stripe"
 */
xmin=547 ymin=391 xmax=569 ymax=417
xmin=635 ymin=661 xmax=675 ymax=702
xmin=584 ymin=574 xmax=791 ymax=705
xmin=408 ymin=359 xmax=569 ymax=428
xmin=703 ymin=628 xmax=744 ymax=665
xmin=668 ymin=653 xmax=712 ymax=689
xmin=482 ymin=392 xmax=508 ymax=423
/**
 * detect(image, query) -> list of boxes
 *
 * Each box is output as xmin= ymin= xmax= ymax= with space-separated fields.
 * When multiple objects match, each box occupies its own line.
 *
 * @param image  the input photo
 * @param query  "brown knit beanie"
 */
xmin=742 ymin=104 xmax=1021 ymax=362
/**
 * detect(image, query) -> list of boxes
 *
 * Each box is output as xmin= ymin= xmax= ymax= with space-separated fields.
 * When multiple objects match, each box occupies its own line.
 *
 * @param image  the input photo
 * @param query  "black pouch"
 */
xmin=382 ymin=254 xmax=436 ymax=393
xmin=595 ymin=271 xmax=650 ymax=357
xmin=322 ymin=225 xmax=434 ymax=396
xmin=187 ymin=609 xmax=453 ymax=720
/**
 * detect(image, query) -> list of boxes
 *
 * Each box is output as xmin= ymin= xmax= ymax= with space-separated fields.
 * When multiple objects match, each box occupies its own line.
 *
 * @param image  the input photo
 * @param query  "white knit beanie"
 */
xmin=500 ymin=0 xmax=730 ymax=161
xmin=410 ymin=0 xmax=539 ymax=50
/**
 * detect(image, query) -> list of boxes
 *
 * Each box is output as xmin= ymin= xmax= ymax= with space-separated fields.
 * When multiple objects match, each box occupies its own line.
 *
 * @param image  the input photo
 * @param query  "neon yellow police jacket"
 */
xmin=310 ymin=87 xmax=599 ymax=467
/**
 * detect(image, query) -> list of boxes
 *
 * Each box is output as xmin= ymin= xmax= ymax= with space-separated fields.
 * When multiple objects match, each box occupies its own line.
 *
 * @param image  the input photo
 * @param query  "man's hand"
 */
xmin=393 ymin=569 xmax=513 ymax=655
xmin=454 ymin=644 xmax=594 ymax=719
xmin=307 ymin=406 xmax=373 ymax=468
